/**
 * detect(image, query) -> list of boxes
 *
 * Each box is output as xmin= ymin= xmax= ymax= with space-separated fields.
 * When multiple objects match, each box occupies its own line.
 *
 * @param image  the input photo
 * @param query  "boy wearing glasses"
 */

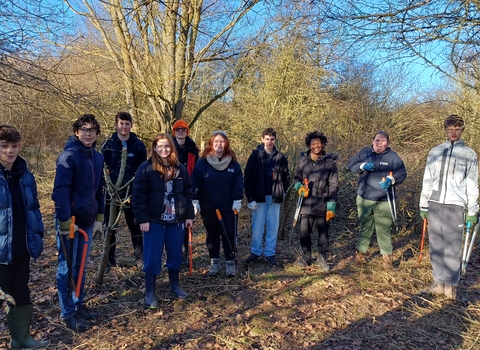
xmin=52 ymin=114 xmax=105 ymax=332
xmin=171 ymin=120 xmax=199 ymax=266
xmin=419 ymin=115 xmax=478 ymax=302
xmin=102 ymin=112 xmax=147 ymax=267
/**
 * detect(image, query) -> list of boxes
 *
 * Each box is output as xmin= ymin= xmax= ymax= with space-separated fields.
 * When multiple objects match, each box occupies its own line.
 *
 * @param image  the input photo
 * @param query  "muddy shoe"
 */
xmin=444 ymin=285 xmax=469 ymax=304
xmin=225 ymin=260 xmax=236 ymax=277
xmin=315 ymin=254 xmax=330 ymax=272
xmin=351 ymin=251 xmax=367 ymax=266
xmin=419 ymin=282 xmax=444 ymax=296
xmin=209 ymin=258 xmax=221 ymax=276
xmin=382 ymin=254 xmax=393 ymax=270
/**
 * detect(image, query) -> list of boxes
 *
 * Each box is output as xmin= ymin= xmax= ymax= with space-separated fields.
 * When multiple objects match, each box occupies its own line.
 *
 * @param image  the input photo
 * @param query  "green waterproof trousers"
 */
xmin=355 ymin=195 xmax=393 ymax=255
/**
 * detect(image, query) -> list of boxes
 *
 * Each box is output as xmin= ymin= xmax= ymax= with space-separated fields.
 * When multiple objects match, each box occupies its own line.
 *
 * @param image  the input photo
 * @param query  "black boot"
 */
xmin=296 ymin=250 xmax=312 ymax=266
xmin=144 ymin=274 xmax=158 ymax=309
xmin=7 ymin=304 xmax=49 ymax=349
xmin=168 ymin=269 xmax=187 ymax=299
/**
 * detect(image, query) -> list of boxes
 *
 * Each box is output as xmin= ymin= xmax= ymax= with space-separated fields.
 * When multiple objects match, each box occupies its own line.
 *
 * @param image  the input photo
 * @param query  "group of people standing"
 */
xmin=0 ymin=113 xmax=477 ymax=346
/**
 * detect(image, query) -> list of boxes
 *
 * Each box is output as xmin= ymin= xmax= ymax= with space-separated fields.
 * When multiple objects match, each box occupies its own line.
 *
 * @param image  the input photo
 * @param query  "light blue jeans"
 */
xmin=250 ymin=196 xmax=280 ymax=257
xmin=55 ymin=218 xmax=93 ymax=319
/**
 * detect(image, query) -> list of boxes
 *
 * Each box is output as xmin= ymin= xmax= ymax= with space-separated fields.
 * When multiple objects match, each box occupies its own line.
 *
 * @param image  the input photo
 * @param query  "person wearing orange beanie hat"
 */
xmin=172 ymin=119 xmax=199 ymax=268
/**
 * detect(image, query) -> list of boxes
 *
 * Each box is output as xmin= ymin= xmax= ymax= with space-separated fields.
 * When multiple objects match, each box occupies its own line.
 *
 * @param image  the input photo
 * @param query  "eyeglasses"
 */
xmin=175 ymin=127 xmax=187 ymax=132
xmin=446 ymin=127 xmax=463 ymax=133
xmin=156 ymin=145 xmax=171 ymax=150
xmin=78 ymin=127 xmax=97 ymax=134
xmin=212 ymin=130 xmax=227 ymax=137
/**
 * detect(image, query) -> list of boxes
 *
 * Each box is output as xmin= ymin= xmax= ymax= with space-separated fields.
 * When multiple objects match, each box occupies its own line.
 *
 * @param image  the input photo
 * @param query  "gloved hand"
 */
xmin=247 ymin=201 xmax=258 ymax=211
xmin=93 ymin=221 xmax=103 ymax=235
xmin=326 ymin=202 xmax=336 ymax=221
xmin=466 ymin=215 xmax=477 ymax=226
xmin=192 ymin=200 xmax=201 ymax=216
xmin=59 ymin=224 xmax=78 ymax=236
xmin=232 ymin=200 xmax=242 ymax=212
xmin=420 ymin=211 xmax=428 ymax=220
xmin=298 ymin=185 xmax=309 ymax=198
xmin=294 ymin=182 xmax=302 ymax=191
xmin=360 ymin=162 xmax=375 ymax=172
xmin=379 ymin=177 xmax=392 ymax=190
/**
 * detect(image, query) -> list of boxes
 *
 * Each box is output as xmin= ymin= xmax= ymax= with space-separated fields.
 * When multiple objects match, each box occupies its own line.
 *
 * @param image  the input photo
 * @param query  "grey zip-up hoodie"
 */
xmin=420 ymin=139 xmax=479 ymax=215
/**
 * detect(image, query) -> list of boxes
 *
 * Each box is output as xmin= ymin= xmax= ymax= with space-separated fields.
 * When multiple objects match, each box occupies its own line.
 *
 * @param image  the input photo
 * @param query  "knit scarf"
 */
xmin=206 ymin=154 xmax=232 ymax=171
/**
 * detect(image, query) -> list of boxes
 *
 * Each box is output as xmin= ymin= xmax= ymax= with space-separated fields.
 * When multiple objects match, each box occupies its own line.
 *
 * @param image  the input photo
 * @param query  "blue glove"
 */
xmin=379 ymin=177 xmax=392 ymax=189
xmin=361 ymin=162 xmax=375 ymax=172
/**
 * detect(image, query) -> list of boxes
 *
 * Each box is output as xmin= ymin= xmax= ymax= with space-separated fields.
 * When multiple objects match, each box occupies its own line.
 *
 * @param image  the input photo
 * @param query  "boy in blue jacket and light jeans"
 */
xmin=52 ymin=114 xmax=105 ymax=333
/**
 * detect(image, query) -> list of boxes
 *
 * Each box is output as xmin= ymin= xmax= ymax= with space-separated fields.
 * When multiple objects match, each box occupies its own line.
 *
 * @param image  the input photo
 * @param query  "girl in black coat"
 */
xmin=132 ymin=134 xmax=194 ymax=308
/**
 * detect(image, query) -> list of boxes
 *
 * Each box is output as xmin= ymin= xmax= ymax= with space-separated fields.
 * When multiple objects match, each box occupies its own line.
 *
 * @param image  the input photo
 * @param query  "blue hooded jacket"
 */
xmin=0 ymin=156 xmax=44 ymax=264
xmin=52 ymin=135 xmax=105 ymax=227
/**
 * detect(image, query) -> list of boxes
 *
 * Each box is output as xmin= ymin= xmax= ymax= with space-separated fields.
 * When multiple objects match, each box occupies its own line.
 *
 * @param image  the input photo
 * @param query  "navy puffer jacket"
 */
xmin=0 ymin=157 xmax=44 ymax=264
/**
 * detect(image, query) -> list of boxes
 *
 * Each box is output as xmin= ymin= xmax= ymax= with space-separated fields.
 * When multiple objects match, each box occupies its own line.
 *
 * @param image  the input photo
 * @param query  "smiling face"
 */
xmin=309 ymin=138 xmax=324 ymax=156
xmin=213 ymin=134 xmax=226 ymax=157
xmin=75 ymin=122 xmax=98 ymax=147
xmin=115 ymin=119 xmax=132 ymax=140
xmin=155 ymin=138 xmax=172 ymax=163
xmin=372 ymin=134 xmax=389 ymax=153
xmin=0 ymin=140 xmax=21 ymax=170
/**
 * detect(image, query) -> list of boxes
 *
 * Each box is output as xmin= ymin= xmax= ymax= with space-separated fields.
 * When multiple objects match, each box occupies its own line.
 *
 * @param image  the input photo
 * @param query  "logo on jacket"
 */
xmin=379 ymin=161 xmax=388 ymax=166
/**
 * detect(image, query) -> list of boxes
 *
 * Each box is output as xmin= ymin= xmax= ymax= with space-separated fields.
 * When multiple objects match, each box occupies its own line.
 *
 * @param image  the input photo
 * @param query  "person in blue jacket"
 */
xmin=102 ymin=112 xmax=147 ymax=266
xmin=0 ymin=125 xmax=48 ymax=349
xmin=347 ymin=131 xmax=407 ymax=269
xmin=132 ymin=133 xmax=194 ymax=308
xmin=52 ymin=114 xmax=105 ymax=333
xmin=192 ymin=130 xmax=244 ymax=278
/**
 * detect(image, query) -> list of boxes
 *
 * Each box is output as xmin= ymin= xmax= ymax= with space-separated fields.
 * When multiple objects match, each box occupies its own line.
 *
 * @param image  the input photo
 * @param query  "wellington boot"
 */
xmin=144 ymin=274 xmax=158 ymax=309
xmin=7 ymin=304 xmax=49 ymax=349
xmin=168 ymin=269 xmax=187 ymax=299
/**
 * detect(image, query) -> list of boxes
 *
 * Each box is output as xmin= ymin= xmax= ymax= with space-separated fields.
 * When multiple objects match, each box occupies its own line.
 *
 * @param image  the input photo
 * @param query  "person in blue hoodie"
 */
xmin=0 ymin=125 xmax=48 ymax=349
xmin=347 ymin=131 xmax=407 ymax=269
xmin=192 ymin=130 xmax=244 ymax=278
xmin=52 ymin=114 xmax=105 ymax=333
xmin=101 ymin=112 xmax=147 ymax=266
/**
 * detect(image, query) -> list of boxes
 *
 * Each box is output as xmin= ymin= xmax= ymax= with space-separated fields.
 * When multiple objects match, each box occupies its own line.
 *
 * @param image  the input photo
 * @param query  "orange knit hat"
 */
xmin=172 ymin=120 xmax=190 ymax=135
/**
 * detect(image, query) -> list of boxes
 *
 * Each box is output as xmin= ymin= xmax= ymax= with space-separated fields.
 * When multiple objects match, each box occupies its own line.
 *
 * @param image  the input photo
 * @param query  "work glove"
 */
xmin=298 ymin=185 xmax=309 ymax=198
xmin=379 ymin=176 xmax=393 ymax=190
xmin=93 ymin=221 xmax=103 ymax=236
xmin=326 ymin=202 xmax=336 ymax=221
xmin=419 ymin=211 xmax=428 ymax=220
xmin=247 ymin=201 xmax=258 ymax=211
xmin=466 ymin=215 xmax=477 ymax=226
xmin=59 ymin=224 xmax=78 ymax=236
xmin=192 ymin=200 xmax=201 ymax=216
xmin=232 ymin=200 xmax=242 ymax=212
xmin=360 ymin=162 xmax=375 ymax=172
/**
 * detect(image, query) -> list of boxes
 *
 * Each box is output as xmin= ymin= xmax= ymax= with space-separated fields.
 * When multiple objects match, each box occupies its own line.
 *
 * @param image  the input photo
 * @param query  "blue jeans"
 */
xmin=55 ymin=218 xmax=93 ymax=319
xmin=143 ymin=221 xmax=183 ymax=275
xmin=250 ymin=196 xmax=280 ymax=257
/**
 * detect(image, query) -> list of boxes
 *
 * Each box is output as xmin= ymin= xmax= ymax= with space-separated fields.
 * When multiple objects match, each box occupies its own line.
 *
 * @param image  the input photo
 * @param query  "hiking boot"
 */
xmin=351 ymin=251 xmax=367 ymax=266
xmin=209 ymin=258 xmax=221 ymax=276
xmin=382 ymin=254 xmax=393 ymax=270
xmin=419 ymin=282 xmax=444 ymax=296
xmin=264 ymin=256 xmax=278 ymax=266
xmin=225 ymin=260 xmax=236 ymax=277
xmin=444 ymin=285 xmax=469 ymax=304
xmin=315 ymin=254 xmax=330 ymax=272
xmin=63 ymin=312 xmax=91 ymax=333
xmin=76 ymin=304 xmax=98 ymax=321
xmin=246 ymin=253 xmax=261 ymax=264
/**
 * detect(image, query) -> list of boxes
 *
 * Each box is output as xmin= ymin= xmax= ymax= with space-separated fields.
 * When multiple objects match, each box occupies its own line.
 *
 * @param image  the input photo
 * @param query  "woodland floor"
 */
xmin=1 ymin=201 xmax=480 ymax=350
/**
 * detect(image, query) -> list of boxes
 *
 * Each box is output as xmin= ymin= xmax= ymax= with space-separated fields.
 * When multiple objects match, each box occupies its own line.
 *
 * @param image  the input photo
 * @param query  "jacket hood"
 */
xmin=370 ymin=145 xmax=391 ymax=155
xmin=255 ymin=144 xmax=278 ymax=155
xmin=174 ymin=136 xmax=198 ymax=152
xmin=110 ymin=131 xmax=141 ymax=145
xmin=0 ymin=155 xmax=27 ymax=178
xmin=64 ymin=135 xmax=97 ymax=152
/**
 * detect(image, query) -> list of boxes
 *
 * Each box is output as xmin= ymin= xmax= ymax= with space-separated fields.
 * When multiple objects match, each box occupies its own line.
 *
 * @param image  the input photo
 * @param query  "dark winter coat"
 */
xmin=0 ymin=157 xmax=44 ymax=264
xmin=244 ymin=145 xmax=290 ymax=203
xmin=101 ymin=132 xmax=147 ymax=189
xmin=132 ymin=159 xmax=195 ymax=224
xmin=347 ymin=146 xmax=407 ymax=201
xmin=192 ymin=157 xmax=244 ymax=211
xmin=294 ymin=151 xmax=339 ymax=216
xmin=173 ymin=136 xmax=199 ymax=176
xmin=52 ymin=136 xmax=105 ymax=227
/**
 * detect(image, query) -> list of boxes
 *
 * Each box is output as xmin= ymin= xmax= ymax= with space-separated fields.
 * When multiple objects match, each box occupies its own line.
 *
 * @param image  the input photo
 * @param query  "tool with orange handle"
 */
xmin=216 ymin=209 xmax=235 ymax=264
xmin=293 ymin=178 xmax=309 ymax=228
xmin=69 ymin=216 xmax=90 ymax=298
xmin=418 ymin=218 xmax=427 ymax=264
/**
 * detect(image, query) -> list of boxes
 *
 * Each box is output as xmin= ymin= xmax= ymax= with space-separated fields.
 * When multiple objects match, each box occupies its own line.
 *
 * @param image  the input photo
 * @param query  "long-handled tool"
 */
xmin=293 ymin=178 xmax=309 ymax=228
xmin=382 ymin=176 xmax=397 ymax=233
xmin=216 ymin=209 xmax=236 ymax=264
xmin=187 ymin=224 xmax=193 ymax=275
xmin=461 ymin=221 xmax=476 ymax=275
xmin=463 ymin=222 xmax=479 ymax=275
xmin=67 ymin=216 xmax=89 ymax=298
xmin=418 ymin=218 xmax=427 ymax=264
xmin=233 ymin=209 xmax=238 ymax=259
